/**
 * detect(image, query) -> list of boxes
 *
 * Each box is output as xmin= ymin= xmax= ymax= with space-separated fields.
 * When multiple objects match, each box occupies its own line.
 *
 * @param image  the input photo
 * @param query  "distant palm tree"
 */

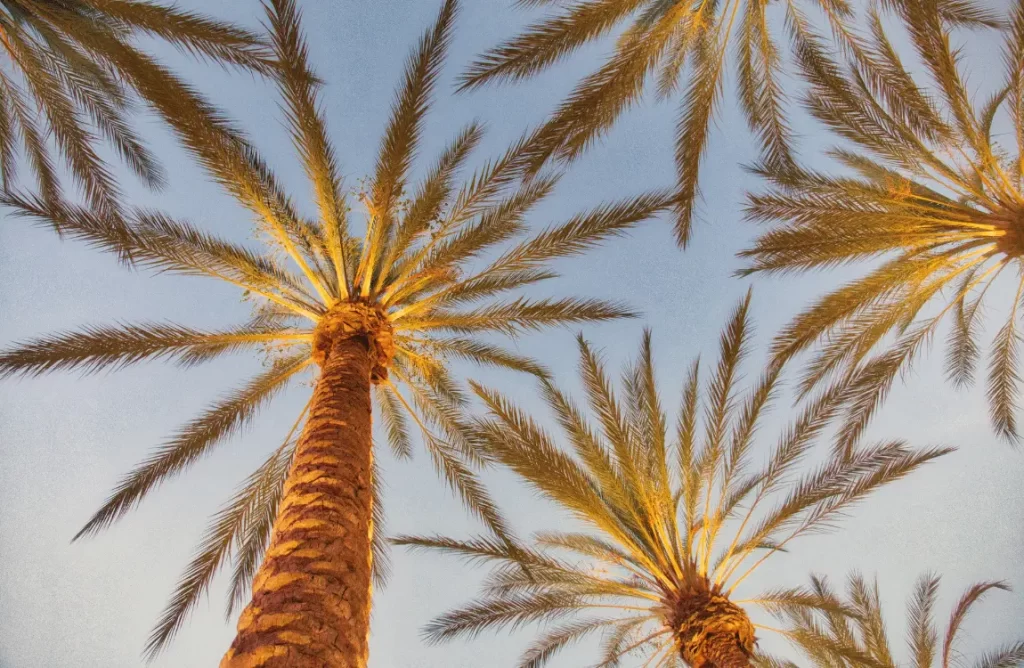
xmin=398 ymin=292 xmax=949 ymax=667
xmin=455 ymin=0 xmax=998 ymax=246
xmin=0 ymin=0 xmax=676 ymax=665
xmin=740 ymin=0 xmax=1024 ymax=445
xmin=758 ymin=572 xmax=1024 ymax=668
xmin=0 ymin=0 xmax=271 ymax=214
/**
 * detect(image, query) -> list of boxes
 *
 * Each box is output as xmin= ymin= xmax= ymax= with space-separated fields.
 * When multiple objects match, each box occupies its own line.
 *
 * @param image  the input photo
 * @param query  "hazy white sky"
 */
xmin=1 ymin=1 xmax=1022 ymax=666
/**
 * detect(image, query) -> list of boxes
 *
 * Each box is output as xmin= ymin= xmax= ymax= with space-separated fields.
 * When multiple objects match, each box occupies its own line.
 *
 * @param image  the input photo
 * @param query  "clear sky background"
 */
xmin=1 ymin=1 xmax=1023 ymax=666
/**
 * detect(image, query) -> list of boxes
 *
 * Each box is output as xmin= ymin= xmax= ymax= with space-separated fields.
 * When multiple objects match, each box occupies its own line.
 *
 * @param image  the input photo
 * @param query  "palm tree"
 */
xmin=397 ymin=292 xmax=950 ymax=667
xmin=757 ymin=572 xmax=1024 ymax=668
xmin=0 ymin=1 xmax=676 ymax=665
xmin=0 ymin=0 xmax=271 ymax=215
xmin=739 ymin=0 xmax=1024 ymax=446
xmin=453 ymin=0 xmax=998 ymax=246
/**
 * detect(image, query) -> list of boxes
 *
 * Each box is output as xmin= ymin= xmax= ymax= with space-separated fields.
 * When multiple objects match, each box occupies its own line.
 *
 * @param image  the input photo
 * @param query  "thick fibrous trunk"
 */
xmin=684 ymin=633 xmax=754 ymax=667
xmin=674 ymin=591 xmax=755 ymax=668
xmin=221 ymin=335 xmax=375 ymax=668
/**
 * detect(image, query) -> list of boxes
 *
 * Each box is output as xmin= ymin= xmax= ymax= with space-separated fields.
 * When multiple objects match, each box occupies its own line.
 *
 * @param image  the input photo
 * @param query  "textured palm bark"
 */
xmin=682 ymin=634 xmax=754 ymax=668
xmin=673 ymin=590 xmax=755 ymax=668
xmin=221 ymin=335 xmax=374 ymax=668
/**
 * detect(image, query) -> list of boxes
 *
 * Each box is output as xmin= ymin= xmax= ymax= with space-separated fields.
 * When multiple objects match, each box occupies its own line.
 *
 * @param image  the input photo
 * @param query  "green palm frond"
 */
xmin=0 ymin=0 xmax=271 ymax=208
xmin=742 ymin=2 xmax=1024 ymax=442
xmin=400 ymin=294 xmax=948 ymax=666
xmin=456 ymin=0 xmax=915 ymax=245
xmin=0 ymin=0 xmax=673 ymax=656
xmin=776 ymin=573 xmax=1022 ymax=668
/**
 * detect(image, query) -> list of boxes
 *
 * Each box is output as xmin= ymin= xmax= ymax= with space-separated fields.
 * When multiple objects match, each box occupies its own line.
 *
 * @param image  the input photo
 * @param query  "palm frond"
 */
xmin=738 ymin=0 xmax=796 ymax=174
xmin=674 ymin=23 xmax=729 ymax=247
xmin=360 ymin=0 xmax=457 ymax=291
xmin=907 ymin=574 xmax=939 ymax=668
xmin=414 ymin=337 xmax=550 ymax=378
xmin=371 ymin=461 xmax=392 ymax=587
xmin=402 ymin=297 xmax=637 ymax=336
xmin=457 ymin=0 xmax=643 ymax=90
xmin=89 ymin=0 xmax=272 ymax=70
xmin=942 ymin=581 xmax=1011 ymax=668
xmin=987 ymin=276 xmax=1024 ymax=442
xmin=0 ymin=322 xmax=308 ymax=378
xmin=267 ymin=0 xmax=349 ymax=294
xmin=376 ymin=384 xmax=414 ymax=459
xmin=520 ymin=11 xmax=685 ymax=174
xmin=73 ymin=353 xmax=310 ymax=540
xmin=424 ymin=591 xmax=586 ymax=643
xmin=519 ymin=618 xmax=618 ymax=668
xmin=143 ymin=435 xmax=295 ymax=659
xmin=0 ymin=68 xmax=59 ymax=203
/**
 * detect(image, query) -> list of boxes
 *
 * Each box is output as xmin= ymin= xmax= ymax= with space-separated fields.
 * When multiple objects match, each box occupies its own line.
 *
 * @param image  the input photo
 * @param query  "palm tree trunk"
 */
xmin=221 ymin=335 xmax=375 ymax=668
xmin=681 ymin=635 xmax=754 ymax=667
xmin=674 ymin=592 xmax=755 ymax=668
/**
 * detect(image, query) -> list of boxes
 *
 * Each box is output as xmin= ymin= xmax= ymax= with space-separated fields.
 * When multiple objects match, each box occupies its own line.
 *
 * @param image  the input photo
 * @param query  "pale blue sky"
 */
xmin=1 ymin=1 xmax=1022 ymax=666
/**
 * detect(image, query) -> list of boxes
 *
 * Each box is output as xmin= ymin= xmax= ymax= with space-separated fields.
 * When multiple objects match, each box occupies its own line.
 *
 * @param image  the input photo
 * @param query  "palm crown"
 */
xmin=398 ymin=293 xmax=950 ymax=667
xmin=0 ymin=0 xmax=271 ymax=215
xmin=0 ymin=0 xmax=676 ymax=656
xmin=740 ymin=0 xmax=1024 ymax=445
xmin=757 ymin=573 xmax=1024 ymax=668
xmin=454 ymin=0 xmax=998 ymax=246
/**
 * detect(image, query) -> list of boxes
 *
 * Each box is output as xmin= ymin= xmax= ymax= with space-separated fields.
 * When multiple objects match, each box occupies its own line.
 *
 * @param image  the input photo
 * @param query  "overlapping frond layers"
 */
xmin=455 ymin=0 xmax=994 ymax=245
xmin=741 ymin=0 xmax=1024 ymax=444
xmin=757 ymin=572 xmax=1023 ymax=668
xmin=0 ymin=0 xmax=674 ymax=657
xmin=396 ymin=293 xmax=949 ymax=667
xmin=0 ymin=0 xmax=271 ymax=213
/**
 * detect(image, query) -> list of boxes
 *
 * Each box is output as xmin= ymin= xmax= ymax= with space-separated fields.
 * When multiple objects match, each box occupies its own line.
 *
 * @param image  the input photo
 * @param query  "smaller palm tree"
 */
xmin=740 ymin=0 xmax=1024 ymax=445
xmin=398 ymin=292 xmax=950 ymax=667
xmin=758 ymin=573 xmax=1024 ymax=668
xmin=0 ymin=0 xmax=271 ymax=214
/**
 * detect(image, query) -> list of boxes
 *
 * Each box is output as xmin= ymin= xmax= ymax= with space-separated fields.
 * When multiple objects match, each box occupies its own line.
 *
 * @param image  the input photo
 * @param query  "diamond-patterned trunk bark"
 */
xmin=673 ymin=590 xmax=755 ymax=668
xmin=221 ymin=335 xmax=375 ymax=668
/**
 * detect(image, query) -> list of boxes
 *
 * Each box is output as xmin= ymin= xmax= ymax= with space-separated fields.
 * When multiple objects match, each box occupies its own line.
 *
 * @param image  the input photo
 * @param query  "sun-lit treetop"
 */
xmin=398 ymin=293 xmax=950 ymax=667
xmin=0 ymin=0 xmax=676 ymax=657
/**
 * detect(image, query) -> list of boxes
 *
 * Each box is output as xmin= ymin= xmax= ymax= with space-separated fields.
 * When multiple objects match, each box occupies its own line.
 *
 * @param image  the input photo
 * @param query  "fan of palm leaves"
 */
xmin=455 ymin=0 xmax=998 ymax=246
xmin=0 ymin=0 xmax=676 ymax=657
xmin=740 ymin=0 xmax=1024 ymax=445
xmin=0 ymin=0 xmax=272 ymax=215
xmin=755 ymin=573 xmax=1024 ymax=668
xmin=397 ymin=292 xmax=950 ymax=667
